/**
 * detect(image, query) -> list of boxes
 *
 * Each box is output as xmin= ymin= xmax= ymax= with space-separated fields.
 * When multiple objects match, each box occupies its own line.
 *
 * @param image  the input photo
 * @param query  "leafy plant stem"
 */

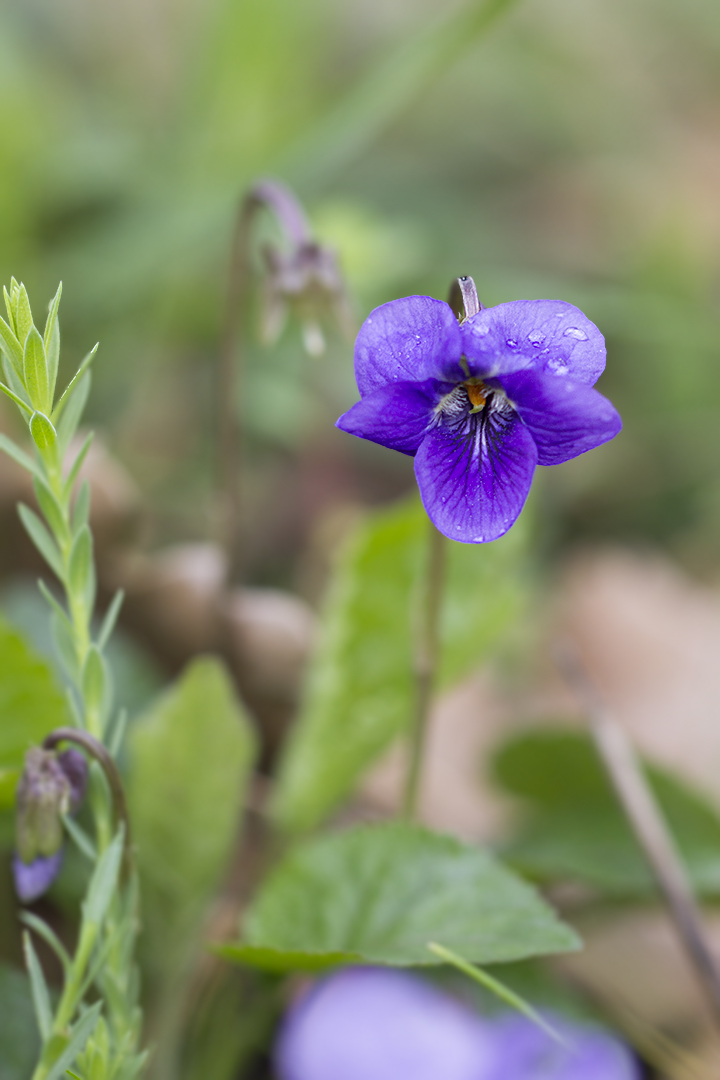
xmin=402 ymin=520 xmax=446 ymax=818
xmin=556 ymin=641 xmax=720 ymax=1031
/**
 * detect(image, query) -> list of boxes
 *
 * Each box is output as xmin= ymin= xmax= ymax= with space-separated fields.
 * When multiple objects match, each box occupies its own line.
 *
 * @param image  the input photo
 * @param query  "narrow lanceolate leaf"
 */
xmin=0 ymin=314 xmax=23 ymax=379
xmin=30 ymin=412 xmax=57 ymax=451
xmin=72 ymin=480 xmax=91 ymax=534
xmin=42 ymin=1001 xmax=102 ymax=1080
xmin=222 ymin=822 xmax=579 ymax=972
xmin=44 ymin=283 xmax=62 ymax=398
xmin=84 ymin=829 xmax=124 ymax=927
xmin=98 ymin=590 xmax=124 ymax=651
xmin=33 ymin=476 xmax=70 ymax=547
xmin=68 ymin=525 xmax=96 ymax=614
xmin=3 ymin=286 xmax=16 ymax=331
xmin=64 ymin=434 xmax=94 ymax=501
xmin=15 ymin=285 xmax=34 ymax=346
xmin=53 ymin=345 xmax=98 ymax=425
xmin=23 ymin=932 xmax=53 ymax=1041
xmin=0 ymin=381 xmax=32 ymax=416
xmin=82 ymin=645 xmax=107 ymax=721
xmin=18 ymin=503 xmax=64 ymax=581
xmin=20 ymin=913 xmax=72 ymax=971
xmin=0 ymin=433 xmax=38 ymax=476
xmin=24 ymin=327 xmax=50 ymax=414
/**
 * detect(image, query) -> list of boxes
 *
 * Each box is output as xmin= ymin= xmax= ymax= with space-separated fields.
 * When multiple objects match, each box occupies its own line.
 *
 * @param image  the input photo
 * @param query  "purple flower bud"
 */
xmin=275 ymin=968 xmax=496 ymax=1080
xmin=12 ymin=849 xmax=64 ymax=904
xmin=15 ymin=748 xmax=71 ymax=863
xmin=274 ymin=968 xmax=641 ymax=1080
xmin=58 ymin=748 xmax=88 ymax=812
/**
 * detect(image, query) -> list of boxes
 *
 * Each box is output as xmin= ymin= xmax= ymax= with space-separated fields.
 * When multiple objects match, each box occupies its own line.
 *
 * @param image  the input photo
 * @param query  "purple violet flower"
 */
xmin=275 ymin=967 xmax=496 ymax=1080
xmin=336 ymin=296 xmax=622 ymax=542
xmin=274 ymin=967 xmax=641 ymax=1080
xmin=12 ymin=850 xmax=64 ymax=905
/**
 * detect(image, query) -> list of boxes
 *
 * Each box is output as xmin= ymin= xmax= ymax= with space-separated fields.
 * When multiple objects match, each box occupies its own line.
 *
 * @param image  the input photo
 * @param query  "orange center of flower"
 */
xmin=464 ymin=380 xmax=487 ymax=409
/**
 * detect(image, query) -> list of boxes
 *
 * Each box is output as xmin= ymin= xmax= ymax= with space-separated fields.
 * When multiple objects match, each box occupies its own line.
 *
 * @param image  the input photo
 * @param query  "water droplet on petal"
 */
xmin=526 ymin=330 xmax=545 ymax=347
xmin=564 ymin=327 xmax=588 ymax=340
xmin=506 ymin=339 xmax=517 ymax=348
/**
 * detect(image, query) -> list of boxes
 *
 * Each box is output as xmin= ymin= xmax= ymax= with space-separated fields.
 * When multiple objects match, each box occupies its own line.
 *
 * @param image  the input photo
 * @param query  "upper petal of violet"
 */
xmin=415 ymin=404 xmax=538 ymax=543
xmin=501 ymin=367 xmax=622 ymax=466
xmin=461 ymin=300 xmax=606 ymax=386
xmin=355 ymin=296 xmax=464 ymax=397
xmin=336 ymin=378 xmax=452 ymax=457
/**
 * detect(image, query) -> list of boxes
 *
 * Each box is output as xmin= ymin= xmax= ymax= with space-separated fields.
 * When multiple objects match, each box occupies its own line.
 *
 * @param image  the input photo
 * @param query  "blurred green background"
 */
xmin=1 ymin=0 xmax=720 ymax=581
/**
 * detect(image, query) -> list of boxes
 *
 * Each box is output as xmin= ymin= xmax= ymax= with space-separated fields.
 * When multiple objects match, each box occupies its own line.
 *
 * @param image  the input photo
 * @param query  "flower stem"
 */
xmin=402 ymin=520 xmax=446 ymax=819
xmin=217 ymin=181 xmax=314 ymax=584
xmin=556 ymin=641 xmax=720 ymax=1030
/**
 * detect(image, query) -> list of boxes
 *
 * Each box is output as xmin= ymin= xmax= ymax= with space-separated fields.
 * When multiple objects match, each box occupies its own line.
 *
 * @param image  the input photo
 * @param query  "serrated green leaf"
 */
xmin=18 ymin=503 xmax=64 ymax=581
xmin=0 ymin=962 xmax=40 ymax=1079
xmin=30 ymin=412 xmax=57 ymax=451
xmin=493 ymin=729 xmax=720 ymax=896
xmin=127 ymin=658 xmax=257 ymax=988
xmin=272 ymin=495 xmax=529 ymax=833
xmin=0 ymin=616 xmax=71 ymax=808
xmin=24 ymin=327 xmax=50 ymax=414
xmin=227 ymin=822 xmax=578 ymax=971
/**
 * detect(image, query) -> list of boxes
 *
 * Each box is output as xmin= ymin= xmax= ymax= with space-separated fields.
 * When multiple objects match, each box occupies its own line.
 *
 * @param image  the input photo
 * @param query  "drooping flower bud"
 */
xmin=12 ymin=850 xmax=64 ymax=905
xmin=260 ymin=240 xmax=354 ymax=357
xmin=58 ymin=747 xmax=89 ymax=811
xmin=15 ymin=747 xmax=71 ymax=865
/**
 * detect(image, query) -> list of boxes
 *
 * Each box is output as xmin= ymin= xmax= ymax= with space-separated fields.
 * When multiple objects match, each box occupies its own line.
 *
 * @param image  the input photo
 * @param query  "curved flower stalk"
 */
xmin=0 ymin=280 xmax=144 ymax=1080
xmin=337 ymin=279 xmax=621 ymax=543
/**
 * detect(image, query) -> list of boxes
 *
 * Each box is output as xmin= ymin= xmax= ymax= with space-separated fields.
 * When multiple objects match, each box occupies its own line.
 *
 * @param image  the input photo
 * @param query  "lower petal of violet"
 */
xmin=415 ymin=403 xmax=538 ymax=543
xmin=501 ymin=368 xmax=622 ymax=466
xmin=336 ymin=378 xmax=451 ymax=457
xmin=13 ymin=848 xmax=63 ymax=904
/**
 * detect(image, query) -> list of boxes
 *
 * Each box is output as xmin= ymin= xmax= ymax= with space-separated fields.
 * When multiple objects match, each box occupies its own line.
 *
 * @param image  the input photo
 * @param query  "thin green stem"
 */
xmin=402 ymin=520 xmax=446 ymax=819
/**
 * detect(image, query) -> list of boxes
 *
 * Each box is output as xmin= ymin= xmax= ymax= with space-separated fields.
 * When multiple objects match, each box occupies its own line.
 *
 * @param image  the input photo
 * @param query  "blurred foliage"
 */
xmin=0 ymin=614 xmax=70 ymax=808
xmin=222 ymin=821 xmax=578 ymax=972
xmin=493 ymin=727 xmax=720 ymax=896
xmin=0 ymin=961 xmax=40 ymax=1078
xmin=126 ymin=657 xmax=256 ymax=1076
xmin=0 ymin=0 xmax=718 ymax=571
xmin=271 ymin=494 xmax=530 ymax=834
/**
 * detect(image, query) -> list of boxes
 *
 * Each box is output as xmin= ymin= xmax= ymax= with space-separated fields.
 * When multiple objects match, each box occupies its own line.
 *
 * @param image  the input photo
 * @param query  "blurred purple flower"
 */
xmin=274 ymin=967 xmax=641 ymax=1080
xmin=275 ymin=967 xmax=495 ymax=1080
xmin=12 ymin=850 xmax=63 ymax=904
xmin=336 ymin=297 xmax=621 ymax=542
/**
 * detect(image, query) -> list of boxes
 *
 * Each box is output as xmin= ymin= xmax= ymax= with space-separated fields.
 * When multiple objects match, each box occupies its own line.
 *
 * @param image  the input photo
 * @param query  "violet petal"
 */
xmin=415 ymin=403 xmax=537 ymax=543
xmin=336 ymin=378 xmax=453 ymax=456
xmin=461 ymin=300 xmax=606 ymax=386
xmin=501 ymin=368 xmax=622 ymax=465
xmin=275 ymin=967 xmax=496 ymax=1080
xmin=12 ymin=849 xmax=64 ymax=904
xmin=355 ymin=297 xmax=463 ymax=396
